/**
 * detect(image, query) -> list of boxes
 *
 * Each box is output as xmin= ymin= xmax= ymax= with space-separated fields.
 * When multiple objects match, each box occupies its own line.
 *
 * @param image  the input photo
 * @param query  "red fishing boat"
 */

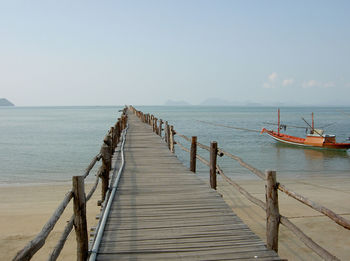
xmin=261 ymin=109 xmax=350 ymax=150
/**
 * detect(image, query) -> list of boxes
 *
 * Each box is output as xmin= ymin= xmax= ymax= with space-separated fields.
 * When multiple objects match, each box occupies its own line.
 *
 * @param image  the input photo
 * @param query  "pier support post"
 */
xmin=72 ymin=176 xmax=88 ymax=261
xmin=159 ymin=119 xmax=163 ymax=137
xmin=170 ymin=125 xmax=175 ymax=153
xmin=153 ymin=118 xmax=158 ymax=133
xmin=165 ymin=121 xmax=169 ymax=145
xmin=210 ymin=141 xmax=218 ymax=189
xmin=266 ymin=170 xmax=280 ymax=253
xmin=190 ymin=136 xmax=197 ymax=173
xmin=100 ymin=142 xmax=111 ymax=202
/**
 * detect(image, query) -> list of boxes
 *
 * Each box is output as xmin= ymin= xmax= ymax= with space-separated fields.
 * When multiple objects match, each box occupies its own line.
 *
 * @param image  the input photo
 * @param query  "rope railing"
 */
xmin=129 ymin=106 xmax=344 ymax=261
xmin=13 ymin=107 xmax=129 ymax=261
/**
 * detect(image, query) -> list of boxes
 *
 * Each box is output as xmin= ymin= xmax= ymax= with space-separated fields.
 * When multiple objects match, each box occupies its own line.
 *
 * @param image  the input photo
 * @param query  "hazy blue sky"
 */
xmin=1 ymin=1 xmax=350 ymax=106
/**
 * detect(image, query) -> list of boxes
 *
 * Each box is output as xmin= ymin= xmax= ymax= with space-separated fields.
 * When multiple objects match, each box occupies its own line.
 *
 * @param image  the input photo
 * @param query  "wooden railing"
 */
xmin=13 ymin=107 xmax=128 ymax=261
xmin=130 ymin=106 xmax=346 ymax=261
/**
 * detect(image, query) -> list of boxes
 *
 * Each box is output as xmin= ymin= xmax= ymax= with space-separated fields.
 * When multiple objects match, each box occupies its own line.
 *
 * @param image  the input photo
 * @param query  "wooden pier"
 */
xmin=13 ymin=106 xmax=348 ymax=260
xmin=92 ymin=111 xmax=281 ymax=260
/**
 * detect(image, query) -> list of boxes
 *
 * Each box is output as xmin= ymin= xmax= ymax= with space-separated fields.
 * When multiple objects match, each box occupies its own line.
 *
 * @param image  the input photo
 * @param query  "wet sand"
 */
xmin=218 ymin=175 xmax=350 ymax=261
xmin=0 ymin=183 xmax=101 ymax=261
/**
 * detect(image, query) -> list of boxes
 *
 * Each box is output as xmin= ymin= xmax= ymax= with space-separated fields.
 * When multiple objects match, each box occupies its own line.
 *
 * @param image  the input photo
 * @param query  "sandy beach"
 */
xmin=0 ymin=183 xmax=101 ymax=261
xmin=218 ymin=175 xmax=350 ymax=261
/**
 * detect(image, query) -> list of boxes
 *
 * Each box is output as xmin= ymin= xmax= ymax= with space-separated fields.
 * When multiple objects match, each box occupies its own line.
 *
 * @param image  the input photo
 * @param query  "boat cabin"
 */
xmin=305 ymin=129 xmax=336 ymax=146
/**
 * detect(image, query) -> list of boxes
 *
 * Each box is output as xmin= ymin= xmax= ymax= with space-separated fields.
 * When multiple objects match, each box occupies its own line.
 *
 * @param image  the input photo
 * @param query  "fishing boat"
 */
xmin=261 ymin=109 xmax=350 ymax=150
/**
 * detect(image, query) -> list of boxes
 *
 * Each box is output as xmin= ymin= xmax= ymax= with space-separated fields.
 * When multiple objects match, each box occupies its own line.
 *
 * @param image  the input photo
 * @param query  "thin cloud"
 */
xmin=302 ymin=80 xmax=335 ymax=88
xmin=302 ymin=80 xmax=318 ymax=88
xmin=323 ymin=82 xmax=335 ymax=88
xmin=263 ymin=82 xmax=273 ymax=88
xmin=263 ymin=72 xmax=278 ymax=88
xmin=282 ymin=78 xmax=294 ymax=86
xmin=268 ymin=72 xmax=278 ymax=81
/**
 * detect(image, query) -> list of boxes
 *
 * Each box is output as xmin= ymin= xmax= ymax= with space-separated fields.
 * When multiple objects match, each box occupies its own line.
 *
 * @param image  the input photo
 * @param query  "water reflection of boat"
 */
xmin=274 ymin=142 xmax=349 ymax=160
xmin=261 ymin=109 xmax=350 ymax=150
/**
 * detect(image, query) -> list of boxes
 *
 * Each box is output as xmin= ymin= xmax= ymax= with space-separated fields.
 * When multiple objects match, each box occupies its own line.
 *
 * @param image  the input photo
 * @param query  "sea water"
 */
xmin=0 ymin=106 xmax=349 ymax=185
xmin=0 ymin=106 xmax=123 ymax=185
xmin=140 ymin=106 xmax=350 ymax=180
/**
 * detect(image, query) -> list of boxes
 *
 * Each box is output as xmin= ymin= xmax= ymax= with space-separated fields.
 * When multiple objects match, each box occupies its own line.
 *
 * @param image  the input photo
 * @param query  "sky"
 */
xmin=1 ymin=1 xmax=350 ymax=106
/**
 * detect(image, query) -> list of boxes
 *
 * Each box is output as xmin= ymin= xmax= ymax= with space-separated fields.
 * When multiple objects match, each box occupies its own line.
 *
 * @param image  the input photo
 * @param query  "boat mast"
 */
xmin=278 ymin=108 xmax=280 ymax=135
xmin=312 ymin=112 xmax=314 ymax=131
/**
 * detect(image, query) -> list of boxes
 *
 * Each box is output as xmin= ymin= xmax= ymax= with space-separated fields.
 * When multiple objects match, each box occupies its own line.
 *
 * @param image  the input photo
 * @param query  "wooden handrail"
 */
xmin=278 ymin=183 xmax=350 ymax=230
xmin=83 ymin=154 xmax=102 ymax=178
xmin=177 ymin=133 xmax=224 ymax=156
xmin=280 ymin=216 xmax=340 ymax=261
xmin=49 ymin=173 xmax=101 ymax=261
xmin=48 ymin=216 xmax=74 ymax=261
xmin=13 ymin=191 xmax=74 ymax=261
xmin=217 ymin=166 xmax=266 ymax=210
xmin=217 ymin=148 xmax=265 ymax=180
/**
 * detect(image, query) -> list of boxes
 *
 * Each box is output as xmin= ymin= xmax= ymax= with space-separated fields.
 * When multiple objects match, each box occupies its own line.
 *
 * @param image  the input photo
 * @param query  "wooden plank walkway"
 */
xmin=95 ymin=113 xmax=281 ymax=260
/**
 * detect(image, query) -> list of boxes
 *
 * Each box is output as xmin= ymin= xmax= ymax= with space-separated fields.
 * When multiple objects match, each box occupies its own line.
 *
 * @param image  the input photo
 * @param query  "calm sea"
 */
xmin=1 ymin=106 xmax=350 ymax=185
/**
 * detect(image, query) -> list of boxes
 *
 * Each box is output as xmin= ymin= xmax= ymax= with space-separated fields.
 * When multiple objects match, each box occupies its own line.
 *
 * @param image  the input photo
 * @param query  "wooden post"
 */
xmin=153 ymin=118 xmax=158 ymax=133
xmin=170 ymin=125 xmax=175 ymax=153
xmin=100 ymin=143 xmax=111 ymax=201
xmin=164 ymin=121 xmax=169 ymax=144
xmin=114 ymin=122 xmax=120 ymax=146
xmin=159 ymin=119 xmax=163 ymax=137
xmin=190 ymin=136 xmax=197 ymax=173
xmin=122 ymin=115 xmax=126 ymax=130
xmin=108 ymin=128 xmax=114 ymax=152
xmin=266 ymin=170 xmax=280 ymax=253
xmin=72 ymin=176 xmax=88 ymax=261
xmin=210 ymin=141 xmax=218 ymax=190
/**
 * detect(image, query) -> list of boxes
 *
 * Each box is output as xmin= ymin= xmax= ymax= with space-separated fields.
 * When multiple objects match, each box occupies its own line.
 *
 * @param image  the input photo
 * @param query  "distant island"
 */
xmin=0 ymin=98 xmax=14 ymax=106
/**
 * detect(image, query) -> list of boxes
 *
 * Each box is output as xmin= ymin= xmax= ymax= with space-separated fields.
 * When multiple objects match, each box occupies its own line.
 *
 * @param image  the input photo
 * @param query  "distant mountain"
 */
xmin=0 ymin=98 xmax=14 ymax=106
xmin=164 ymin=100 xmax=191 ymax=106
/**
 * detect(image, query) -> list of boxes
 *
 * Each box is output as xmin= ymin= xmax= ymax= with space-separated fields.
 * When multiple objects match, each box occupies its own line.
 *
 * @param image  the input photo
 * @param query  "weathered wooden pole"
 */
xmin=100 ymin=142 xmax=111 ymax=202
xmin=114 ymin=121 xmax=120 ymax=146
xmin=122 ymin=115 xmax=126 ymax=130
xmin=164 ymin=121 xmax=169 ymax=144
xmin=72 ymin=176 xmax=88 ymax=261
xmin=266 ymin=170 xmax=280 ymax=253
xmin=190 ymin=136 xmax=197 ymax=173
xmin=210 ymin=141 xmax=218 ymax=189
xmin=159 ymin=119 xmax=163 ymax=137
xmin=109 ymin=127 xmax=114 ymax=151
xmin=170 ymin=125 xmax=175 ymax=153
xmin=153 ymin=118 xmax=158 ymax=133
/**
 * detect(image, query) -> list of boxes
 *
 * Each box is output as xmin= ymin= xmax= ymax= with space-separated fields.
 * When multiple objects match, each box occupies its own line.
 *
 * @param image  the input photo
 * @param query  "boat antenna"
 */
xmin=278 ymin=108 xmax=280 ymax=135
xmin=301 ymin=117 xmax=323 ymax=136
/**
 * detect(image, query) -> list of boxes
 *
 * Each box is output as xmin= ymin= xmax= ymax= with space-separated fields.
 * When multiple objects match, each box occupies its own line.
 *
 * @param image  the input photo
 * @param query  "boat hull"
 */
xmin=261 ymin=128 xmax=350 ymax=150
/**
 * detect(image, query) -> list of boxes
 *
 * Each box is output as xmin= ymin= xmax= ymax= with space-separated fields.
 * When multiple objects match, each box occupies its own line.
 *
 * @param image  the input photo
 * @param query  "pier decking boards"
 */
xmin=95 ymin=113 xmax=281 ymax=260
